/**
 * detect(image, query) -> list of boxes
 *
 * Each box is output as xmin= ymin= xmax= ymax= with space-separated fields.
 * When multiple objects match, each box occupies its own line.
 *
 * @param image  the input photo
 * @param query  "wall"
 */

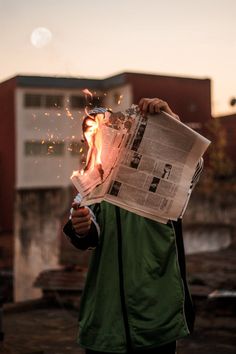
xmin=15 ymin=88 xmax=86 ymax=189
xmin=104 ymin=83 xmax=132 ymax=112
xmin=183 ymin=188 xmax=236 ymax=254
xmin=125 ymin=72 xmax=212 ymax=134
xmin=219 ymin=114 xmax=236 ymax=171
xmin=14 ymin=185 xmax=236 ymax=301
xmin=14 ymin=188 xmax=71 ymax=301
xmin=0 ymin=78 xmax=16 ymax=233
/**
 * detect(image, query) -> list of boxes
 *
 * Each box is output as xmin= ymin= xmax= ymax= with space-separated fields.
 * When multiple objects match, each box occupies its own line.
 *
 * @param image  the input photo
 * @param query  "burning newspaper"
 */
xmin=71 ymin=105 xmax=210 ymax=223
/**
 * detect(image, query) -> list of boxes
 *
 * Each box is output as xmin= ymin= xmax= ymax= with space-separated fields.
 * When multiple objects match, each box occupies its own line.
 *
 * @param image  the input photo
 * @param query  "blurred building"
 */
xmin=0 ymin=72 xmax=212 ymax=301
xmin=217 ymin=113 xmax=236 ymax=166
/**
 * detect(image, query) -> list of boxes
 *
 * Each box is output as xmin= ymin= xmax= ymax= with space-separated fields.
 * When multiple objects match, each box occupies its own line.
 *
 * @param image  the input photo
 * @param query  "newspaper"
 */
xmin=71 ymin=105 xmax=210 ymax=223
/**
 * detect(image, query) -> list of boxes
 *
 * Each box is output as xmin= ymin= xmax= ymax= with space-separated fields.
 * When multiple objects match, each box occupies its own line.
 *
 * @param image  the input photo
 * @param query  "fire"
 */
xmin=80 ymin=87 xmax=113 ymax=181
xmin=82 ymin=112 xmax=105 ymax=180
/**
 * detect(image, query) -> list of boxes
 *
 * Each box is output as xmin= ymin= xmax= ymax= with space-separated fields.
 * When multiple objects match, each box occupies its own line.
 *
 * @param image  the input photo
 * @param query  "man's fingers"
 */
xmin=141 ymin=99 xmax=151 ymax=113
xmin=72 ymin=215 xmax=91 ymax=225
xmin=139 ymin=98 xmax=163 ymax=114
xmin=72 ymin=202 xmax=80 ymax=209
xmin=138 ymin=98 xmax=180 ymax=120
xmin=71 ymin=204 xmax=92 ymax=235
xmin=139 ymin=98 xmax=151 ymax=113
xmin=138 ymin=98 xmax=145 ymax=110
xmin=73 ymin=220 xmax=91 ymax=230
xmin=71 ymin=206 xmax=90 ymax=218
xmin=73 ymin=223 xmax=91 ymax=235
xmin=148 ymin=101 xmax=154 ymax=114
xmin=72 ymin=217 xmax=92 ymax=235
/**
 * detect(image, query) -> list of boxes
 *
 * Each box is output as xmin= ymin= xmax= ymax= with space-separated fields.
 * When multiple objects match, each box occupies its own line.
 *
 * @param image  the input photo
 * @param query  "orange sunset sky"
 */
xmin=0 ymin=0 xmax=235 ymax=116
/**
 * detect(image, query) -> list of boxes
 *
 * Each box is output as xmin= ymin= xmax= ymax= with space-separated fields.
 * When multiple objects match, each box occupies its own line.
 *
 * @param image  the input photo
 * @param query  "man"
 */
xmin=64 ymin=98 xmax=203 ymax=354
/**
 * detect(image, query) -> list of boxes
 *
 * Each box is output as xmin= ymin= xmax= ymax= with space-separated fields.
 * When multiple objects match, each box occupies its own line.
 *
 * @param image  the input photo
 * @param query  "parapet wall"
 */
xmin=14 ymin=188 xmax=72 ymax=302
xmin=14 ymin=187 xmax=236 ymax=301
xmin=183 ymin=189 xmax=236 ymax=254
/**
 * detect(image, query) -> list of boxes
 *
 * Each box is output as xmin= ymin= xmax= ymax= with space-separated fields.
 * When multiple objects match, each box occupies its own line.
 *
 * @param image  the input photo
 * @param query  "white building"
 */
xmin=14 ymin=76 xmax=132 ymax=189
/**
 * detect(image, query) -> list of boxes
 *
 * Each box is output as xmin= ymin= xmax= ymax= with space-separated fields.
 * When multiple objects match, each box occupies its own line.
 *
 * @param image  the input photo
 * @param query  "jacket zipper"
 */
xmin=115 ymin=206 xmax=133 ymax=352
xmin=171 ymin=220 xmax=190 ymax=335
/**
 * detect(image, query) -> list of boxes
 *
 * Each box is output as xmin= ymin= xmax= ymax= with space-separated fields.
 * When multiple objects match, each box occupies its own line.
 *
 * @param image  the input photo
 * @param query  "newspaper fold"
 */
xmin=71 ymin=105 xmax=210 ymax=223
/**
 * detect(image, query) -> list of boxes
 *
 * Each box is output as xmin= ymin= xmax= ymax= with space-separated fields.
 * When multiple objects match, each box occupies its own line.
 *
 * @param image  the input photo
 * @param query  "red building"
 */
xmin=217 ymin=113 xmax=236 ymax=171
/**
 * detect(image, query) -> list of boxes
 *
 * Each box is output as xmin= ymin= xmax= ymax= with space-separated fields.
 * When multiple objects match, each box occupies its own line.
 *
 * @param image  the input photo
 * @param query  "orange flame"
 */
xmin=82 ymin=113 xmax=105 ymax=180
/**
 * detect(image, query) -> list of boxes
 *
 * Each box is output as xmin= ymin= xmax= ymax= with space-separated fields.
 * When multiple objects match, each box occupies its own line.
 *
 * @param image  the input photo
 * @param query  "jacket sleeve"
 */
xmin=63 ymin=218 xmax=99 ymax=251
xmin=190 ymin=157 xmax=204 ymax=190
xmin=179 ymin=158 xmax=204 ymax=218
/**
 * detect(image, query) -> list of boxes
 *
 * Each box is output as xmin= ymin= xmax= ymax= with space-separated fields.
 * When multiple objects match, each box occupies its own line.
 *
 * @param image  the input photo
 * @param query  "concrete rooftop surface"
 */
xmin=1 ymin=246 xmax=236 ymax=354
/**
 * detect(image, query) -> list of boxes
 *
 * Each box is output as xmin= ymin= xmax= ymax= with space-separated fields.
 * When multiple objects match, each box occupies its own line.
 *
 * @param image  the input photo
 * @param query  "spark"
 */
xmin=118 ymin=95 xmax=123 ymax=105
xmin=47 ymin=145 xmax=54 ymax=154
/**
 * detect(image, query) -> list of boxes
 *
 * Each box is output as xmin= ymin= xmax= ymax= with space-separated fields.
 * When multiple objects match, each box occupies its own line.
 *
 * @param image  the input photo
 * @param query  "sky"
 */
xmin=0 ymin=0 xmax=235 ymax=116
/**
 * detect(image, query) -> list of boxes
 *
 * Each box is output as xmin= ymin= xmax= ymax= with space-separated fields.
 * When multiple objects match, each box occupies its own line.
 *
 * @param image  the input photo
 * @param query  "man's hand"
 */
xmin=138 ymin=98 xmax=180 ymax=120
xmin=71 ymin=203 xmax=92 ymax=236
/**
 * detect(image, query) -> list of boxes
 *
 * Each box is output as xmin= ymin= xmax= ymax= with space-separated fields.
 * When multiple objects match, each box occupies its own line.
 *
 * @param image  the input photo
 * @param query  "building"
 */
xmin=217 ymin=113 xmax=236 ymax=168
xmin=0 ymin=72 xmax=212 ymax=301
xmin=0 ymin=72 xmax=212 ymax=230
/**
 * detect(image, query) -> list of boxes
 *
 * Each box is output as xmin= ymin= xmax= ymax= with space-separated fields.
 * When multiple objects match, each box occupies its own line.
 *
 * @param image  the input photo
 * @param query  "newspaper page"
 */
xmin=71 ymin=109 xmax=137 ymax=203
xmin=71 ymin=105 xmax=210 ymax=223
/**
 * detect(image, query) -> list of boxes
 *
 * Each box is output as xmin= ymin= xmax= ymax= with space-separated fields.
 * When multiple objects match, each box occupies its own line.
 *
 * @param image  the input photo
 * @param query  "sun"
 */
xmin=30 ymin=27 xmax=52 ymax=48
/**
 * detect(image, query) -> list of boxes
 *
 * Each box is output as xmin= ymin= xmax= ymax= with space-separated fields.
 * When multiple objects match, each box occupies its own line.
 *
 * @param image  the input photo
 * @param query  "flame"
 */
xmin=82 ymin=112 xmax=106 ymax=181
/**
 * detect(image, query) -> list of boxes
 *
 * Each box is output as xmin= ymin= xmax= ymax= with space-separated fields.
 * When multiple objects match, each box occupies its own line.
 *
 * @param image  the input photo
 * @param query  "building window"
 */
xmin=92 ymin=96 xmax=103 ymax=107
xmin=70 ymin=95 xmax=104 ymax=109
xmin=70 ymin=95 xmax=85 ymax=109
xmin=24 ymin=94 xmax=43 ymax=107
xmin=113 ymin=92 xmax=122 ymax=105
xmin=45 ymin=95 xmax=63 ymax=108
xmin=25 ymin=141 xmax=65 ymax=156
xmin=24 ymin=94 xmax=64 ymax=108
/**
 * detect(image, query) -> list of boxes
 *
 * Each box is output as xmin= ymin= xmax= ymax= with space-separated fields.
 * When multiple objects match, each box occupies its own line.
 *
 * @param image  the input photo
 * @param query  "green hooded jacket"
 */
xmin=64 ymin=201 xmax=194 ymax=353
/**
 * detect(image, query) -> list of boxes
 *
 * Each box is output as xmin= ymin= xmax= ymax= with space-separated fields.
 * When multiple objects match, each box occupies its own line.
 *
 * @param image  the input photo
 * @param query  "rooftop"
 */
xmin=0 ymin=71 xmax=211 ymax=90
xmin=1 ymin=246 xmax=235 ymax=354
